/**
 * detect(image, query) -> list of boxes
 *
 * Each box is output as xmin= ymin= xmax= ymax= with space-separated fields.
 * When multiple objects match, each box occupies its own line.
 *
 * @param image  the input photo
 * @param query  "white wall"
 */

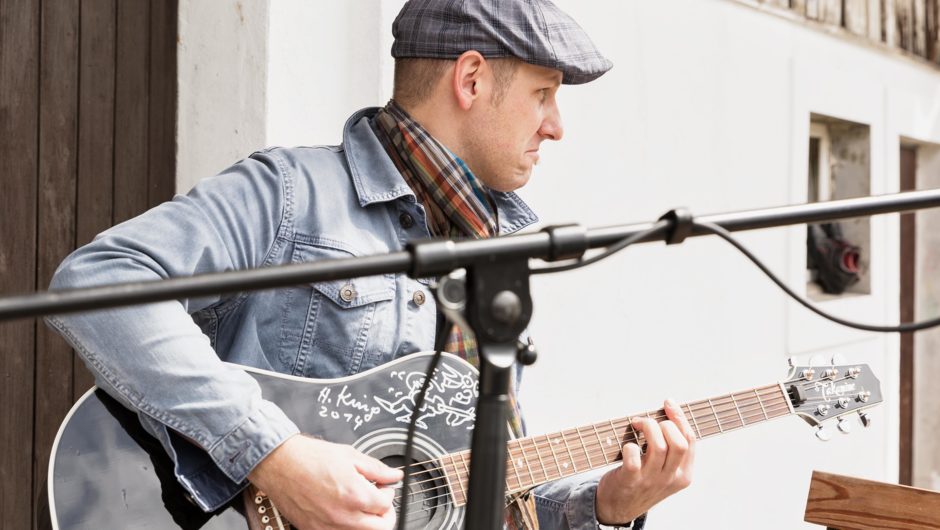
xmin=266 ymin=0 xmax=399 ymax=147
xmin=177 ymin=0 xmax=268 ymax=192
xmin=177 ymin=1 xmax=940 ymax=528
xmin=915 ymin=145 xmax=940 ymax=489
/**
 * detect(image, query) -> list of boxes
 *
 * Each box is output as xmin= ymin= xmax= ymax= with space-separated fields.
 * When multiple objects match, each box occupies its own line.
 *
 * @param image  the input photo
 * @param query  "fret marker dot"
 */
xmin=563 ymin=462 xmax=569 ymax=469
xmin=516 ymin=459 xmax=522 ymax=468
xmin=606 ymin=437 xmax=612 ymax=446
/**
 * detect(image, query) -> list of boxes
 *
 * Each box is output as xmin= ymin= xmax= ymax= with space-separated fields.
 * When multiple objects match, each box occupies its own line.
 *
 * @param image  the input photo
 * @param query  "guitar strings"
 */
xmin=388 ymin=375 xmax=865 ymax=489
xmin=390 ymin=396 xmax=796 ymax=508
xmin=383 ymin=377 xmax=874 ymax=518
xmin=399 ymin=389 xmax=855 ymax=502
xmin=391 ymin=377 xmax=871 ymax=508
xmin=393 ymin=399 xmax=799 ymax=513
xmin=392 ymin=389 xmax=790 ymax=492
xmin=389 ymin=384 xmax=786 ymax=477
xmin=393 ymin=389 xmax=849 ymax=500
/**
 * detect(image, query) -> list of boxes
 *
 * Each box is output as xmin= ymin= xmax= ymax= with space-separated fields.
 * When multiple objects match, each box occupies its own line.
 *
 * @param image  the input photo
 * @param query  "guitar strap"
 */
xmin=506 ymin=490 xmax=540 ymax=530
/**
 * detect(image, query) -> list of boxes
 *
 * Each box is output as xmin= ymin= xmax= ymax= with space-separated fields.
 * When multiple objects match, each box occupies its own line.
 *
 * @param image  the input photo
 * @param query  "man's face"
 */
xmin=461 ymin=62 xmax=564 ymax=192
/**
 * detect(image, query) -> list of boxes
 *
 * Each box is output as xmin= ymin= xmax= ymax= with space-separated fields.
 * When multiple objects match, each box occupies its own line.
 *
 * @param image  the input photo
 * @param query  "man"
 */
xmin=48 ymin=1 xmax=694 ymax=528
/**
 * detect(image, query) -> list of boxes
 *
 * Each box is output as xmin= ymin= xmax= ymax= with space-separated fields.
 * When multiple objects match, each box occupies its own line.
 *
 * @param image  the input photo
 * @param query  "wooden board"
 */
xmin=915 ymin=0 xmax=928 ymax=54
xmin=896 ymin=0 xmax=916 ymax=50
xmin=845 ymin=0 xmax=871 ymax=35
xmin=149 ymin=0 xmax=177 ymax=205
xmin=806 ymin=470 xmax=940 ymax=528
xmin=0 ymin=1 xmax=177 ymax=527
xmin=793 ymin=0 xmax=808 ymax=17
xmin=899 ymin=146 xmax=917 ymax=487
xmin=115 ymin=0 xmax=151 ymax=224
xmin=869 ymin=0 xmax=884 ymax=39
xmin=819 ymin=0 xmax=844 ymax=25
xmin=926 ymin=0 xmax=940 ymax=60
xmin=33 ymin=1 xmax=80 ymax=528
xmin=806 ymin=0 xmax=820 ymax=19
xmin=884 ymin=0 xmax=898 ymax=44
xmin=75 ymin=0 xmax=117 ymax=398
xmin=0 ymin=2 xmax=40 ymax=528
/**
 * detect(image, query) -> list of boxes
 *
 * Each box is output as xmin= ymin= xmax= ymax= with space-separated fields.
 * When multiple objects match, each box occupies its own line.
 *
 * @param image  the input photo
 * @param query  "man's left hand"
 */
xmin=595 ymin=399 xmax=696 ymax=525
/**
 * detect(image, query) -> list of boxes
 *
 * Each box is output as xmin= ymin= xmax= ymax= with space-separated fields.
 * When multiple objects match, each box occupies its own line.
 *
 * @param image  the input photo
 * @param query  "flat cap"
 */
xmin=391 ymin=0 xmax=612 ymax=85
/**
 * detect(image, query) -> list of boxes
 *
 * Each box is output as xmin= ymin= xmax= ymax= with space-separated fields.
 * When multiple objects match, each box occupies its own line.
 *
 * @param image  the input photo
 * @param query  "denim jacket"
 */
xmin=47 ymin=107 xmax=641 ymax=530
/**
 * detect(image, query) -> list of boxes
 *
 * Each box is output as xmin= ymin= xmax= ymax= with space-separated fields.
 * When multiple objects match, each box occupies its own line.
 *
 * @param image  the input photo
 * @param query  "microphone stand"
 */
xmin=3 ymin=188 xmax=940 ymax=529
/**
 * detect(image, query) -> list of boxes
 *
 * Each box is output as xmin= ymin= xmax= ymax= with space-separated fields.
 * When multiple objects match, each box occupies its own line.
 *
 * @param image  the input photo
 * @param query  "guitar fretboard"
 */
xmin=439 ymin=383 xmax=792 ymax=505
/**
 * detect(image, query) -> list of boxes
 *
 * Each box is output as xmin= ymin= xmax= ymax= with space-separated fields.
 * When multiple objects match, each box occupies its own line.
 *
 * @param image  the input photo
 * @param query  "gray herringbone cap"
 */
xmin=391 ymin=0 xmax=612 ymax=85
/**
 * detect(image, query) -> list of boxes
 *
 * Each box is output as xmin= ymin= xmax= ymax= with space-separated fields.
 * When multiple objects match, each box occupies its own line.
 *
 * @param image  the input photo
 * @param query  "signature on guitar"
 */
xmin=374 ymin=362 xmax=478 ymax=429
xmin=314 ymin=361 xmax=478 ymax=431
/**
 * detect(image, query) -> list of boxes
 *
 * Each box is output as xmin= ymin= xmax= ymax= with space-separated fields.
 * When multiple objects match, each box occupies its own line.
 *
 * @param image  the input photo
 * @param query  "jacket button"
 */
xmin=399 ymin=212 xmax=415 ymax=229
xmin=413 ymin=290 xmax=426 ymax=306
xmin=339 ymin=284 xmax=356 ymax=302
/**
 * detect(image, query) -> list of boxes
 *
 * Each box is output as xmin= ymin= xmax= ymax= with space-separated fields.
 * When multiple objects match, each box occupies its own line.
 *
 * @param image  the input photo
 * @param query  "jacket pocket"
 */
xmin=291 ymin=243 xmax=395 ymax=378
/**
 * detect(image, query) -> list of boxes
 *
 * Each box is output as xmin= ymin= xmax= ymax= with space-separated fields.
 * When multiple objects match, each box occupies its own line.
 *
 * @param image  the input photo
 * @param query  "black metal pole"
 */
xmin=460 ymin=257 xmax=532 ymax=530
xmin=3 ymin=188 xmax=939 ymax=322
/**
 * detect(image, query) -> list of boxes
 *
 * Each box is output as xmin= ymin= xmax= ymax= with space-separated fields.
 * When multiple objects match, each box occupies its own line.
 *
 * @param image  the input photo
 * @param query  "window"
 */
xmin=806 ymin=115 xmax=871 ymax=300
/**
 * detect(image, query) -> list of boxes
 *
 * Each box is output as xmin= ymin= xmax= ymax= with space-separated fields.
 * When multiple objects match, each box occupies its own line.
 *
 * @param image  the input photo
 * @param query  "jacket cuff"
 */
xmin=207 ymin=399 xmax=300 ymax=484
xmin=566 ymin=479 xmax=647 ymax=530
xmin=565 ymin=478 xmax=601 ymax=529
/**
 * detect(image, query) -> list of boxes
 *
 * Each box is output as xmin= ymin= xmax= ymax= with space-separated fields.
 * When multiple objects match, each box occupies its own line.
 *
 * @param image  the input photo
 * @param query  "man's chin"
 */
xmin=495 ymin=171 xmax=532 ymax=193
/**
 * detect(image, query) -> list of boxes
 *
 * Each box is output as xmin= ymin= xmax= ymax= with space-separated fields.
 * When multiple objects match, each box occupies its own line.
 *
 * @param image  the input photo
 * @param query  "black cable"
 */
xmin=395 ymin=318 xmax=449 ymax=530
xmin=530 ymin=220 xmax=671 ymax=275
xmin=695 ymin=221 xmax=940 ymax=333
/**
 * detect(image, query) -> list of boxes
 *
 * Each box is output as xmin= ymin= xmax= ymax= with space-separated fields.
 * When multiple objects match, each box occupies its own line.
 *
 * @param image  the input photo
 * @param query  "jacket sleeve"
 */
xmin=532 ymin=475 xmax=647 ymax=529
xmin=46 ymin=149 xmax=300 ymax=511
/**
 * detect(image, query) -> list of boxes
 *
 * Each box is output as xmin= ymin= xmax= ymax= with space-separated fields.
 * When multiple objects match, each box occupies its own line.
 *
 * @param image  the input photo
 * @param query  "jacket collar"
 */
xmin=342 ymin=107 xmax=539 ymax=235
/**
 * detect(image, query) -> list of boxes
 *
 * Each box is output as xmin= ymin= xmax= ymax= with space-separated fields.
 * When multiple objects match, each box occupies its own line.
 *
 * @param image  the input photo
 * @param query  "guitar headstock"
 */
xmin=783 ymin=363 xmax=883 ymax=437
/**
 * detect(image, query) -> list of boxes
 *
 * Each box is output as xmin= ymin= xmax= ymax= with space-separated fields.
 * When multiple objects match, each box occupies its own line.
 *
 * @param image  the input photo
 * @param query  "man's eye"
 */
xmin=538 ymin=89 xmax=548 ymax=102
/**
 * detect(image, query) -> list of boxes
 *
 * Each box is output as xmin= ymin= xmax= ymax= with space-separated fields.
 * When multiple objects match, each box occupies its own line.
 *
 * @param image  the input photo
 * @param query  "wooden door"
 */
xmin=0 ymin=1 xmax=177 ymax=527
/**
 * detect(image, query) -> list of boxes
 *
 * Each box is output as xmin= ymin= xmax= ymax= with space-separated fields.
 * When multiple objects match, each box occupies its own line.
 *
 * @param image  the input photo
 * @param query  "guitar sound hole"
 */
xmin=381 ymin=454 xmax=451 ymax=529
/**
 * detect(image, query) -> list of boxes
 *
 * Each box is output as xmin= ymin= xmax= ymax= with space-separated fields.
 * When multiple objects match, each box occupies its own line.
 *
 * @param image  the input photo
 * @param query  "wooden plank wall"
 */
xmin=0 ymin=1 xmax=177 ymax=528
xmin=754 ymin=0 xmax=940 ymax=64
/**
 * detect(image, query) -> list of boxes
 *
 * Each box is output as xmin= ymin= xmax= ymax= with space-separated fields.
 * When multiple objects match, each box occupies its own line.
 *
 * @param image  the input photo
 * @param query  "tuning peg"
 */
xmin=815 ymin=426 xmax=832 ymax=442
xmin=859 ymin=412 xmax=872 ymax=428
xmin=837 ymin=417 xmax=853 ymax=434
xmin=831 ymin=354 xmax=847 ymax=366
xmin=788 ymin=356 xmax=798 ymax=368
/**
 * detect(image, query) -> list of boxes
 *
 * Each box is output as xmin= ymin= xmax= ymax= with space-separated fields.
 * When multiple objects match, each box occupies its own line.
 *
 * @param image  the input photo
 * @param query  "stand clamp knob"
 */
xmin=516 ymin=339 xmax=538 ymax=366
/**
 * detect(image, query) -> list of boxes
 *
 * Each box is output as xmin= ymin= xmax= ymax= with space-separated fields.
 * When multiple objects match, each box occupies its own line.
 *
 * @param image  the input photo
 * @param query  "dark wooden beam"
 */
xmin=75 ymin=0 xmax=117 ymax=398
xmin=32 ymin=0 xmax=80 ymax=527
xmin=115 ymin=0 xmax=152 ymax=223
xmin=0 ymin=0 xmax=40 ymax=527
xmin=148 ymin=0 xmax=177 ymax=206
xmin=900 ymin=145 xmax=917 ymax=487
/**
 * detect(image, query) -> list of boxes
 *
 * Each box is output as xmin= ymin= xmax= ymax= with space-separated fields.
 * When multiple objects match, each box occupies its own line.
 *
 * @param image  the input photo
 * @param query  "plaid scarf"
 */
xmin=371 ymin=101 xmax=526 ymax=441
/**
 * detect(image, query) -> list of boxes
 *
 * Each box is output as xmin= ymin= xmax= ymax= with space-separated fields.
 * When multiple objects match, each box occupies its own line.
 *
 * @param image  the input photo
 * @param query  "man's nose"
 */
xmin=539 ymin=105 xmax=564 ymax=141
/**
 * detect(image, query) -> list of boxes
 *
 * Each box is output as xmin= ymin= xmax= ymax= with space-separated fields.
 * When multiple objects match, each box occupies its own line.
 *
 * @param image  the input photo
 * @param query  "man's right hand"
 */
xmin=248 ymin=434 xmax=403 ymax=530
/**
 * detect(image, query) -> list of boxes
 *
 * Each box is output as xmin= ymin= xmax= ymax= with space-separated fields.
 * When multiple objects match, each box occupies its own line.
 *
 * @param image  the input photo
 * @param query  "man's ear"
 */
xmin=452 ymin=50 xmax=487 ymax=111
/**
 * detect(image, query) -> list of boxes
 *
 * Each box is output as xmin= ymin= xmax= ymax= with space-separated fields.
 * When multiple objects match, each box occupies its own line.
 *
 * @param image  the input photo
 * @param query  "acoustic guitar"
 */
xmin=47 ymin=352 xmax=882 ymax=529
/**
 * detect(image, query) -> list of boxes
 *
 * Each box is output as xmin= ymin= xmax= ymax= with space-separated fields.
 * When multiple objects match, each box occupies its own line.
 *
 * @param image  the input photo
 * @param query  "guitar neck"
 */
xmin=440 ymin=382 xmax=794 ymax=504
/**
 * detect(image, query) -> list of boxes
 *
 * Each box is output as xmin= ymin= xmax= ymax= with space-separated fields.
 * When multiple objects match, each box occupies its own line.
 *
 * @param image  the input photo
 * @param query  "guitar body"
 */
xmin=49 ymin=352 xmax=477 ymax=530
